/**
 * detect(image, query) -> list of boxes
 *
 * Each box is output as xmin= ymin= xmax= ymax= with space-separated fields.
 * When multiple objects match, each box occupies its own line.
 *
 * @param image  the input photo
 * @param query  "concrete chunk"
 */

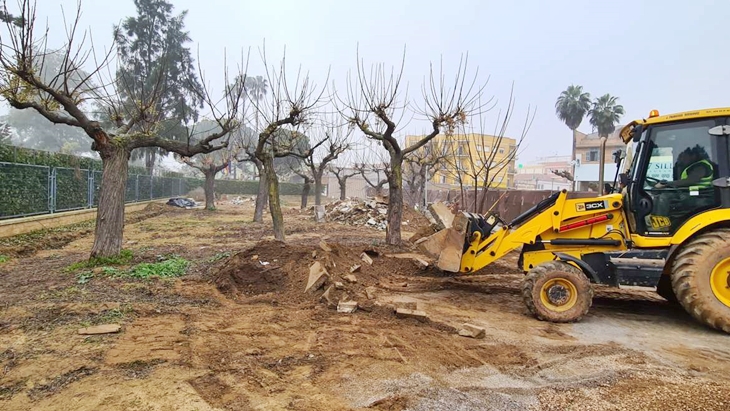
xmin=344 ymin=274 xmax=358 ymax=284
xmin=337 ymin=300 xmax=358 ymax=313
xmin=78 ymin=324 xmax=121 ymax=335
xmin=428 ymin=202 xmax=455 ymax=230
xmin=306 ymin=261 xmax=329 ymax=294
xmin=360 ymin=252 xmax=373 ymax=265
xmin=365 ymin=286 xmax=377 ymax=300
xmin=319 ymin=240 xmax=332 ymax=252
xmin=393 ymin=300 xmax=418 ymax=310
xmin=350 ymin=264 xmax=361 ymax=273
xmin=395 ymin=308 xmax=428 ymax=322
xmin=458 ymin=323 xmax=486 ymax=339
xmin=314 ymin=205 xmax=326 ymax=222
xmin=436 ymin=228 xmax=467 ymax=272
xmin=320 ymin=286 xmax=336 ymax=307
xmin=416 ymin=229 xmax=450 ymax=260
xmin=334 ymin=281 xmax=346 ymax=290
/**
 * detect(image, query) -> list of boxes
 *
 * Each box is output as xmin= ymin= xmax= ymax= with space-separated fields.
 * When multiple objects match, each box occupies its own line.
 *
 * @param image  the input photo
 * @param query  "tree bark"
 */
xmin=339 ymin=180 xmax=347 ymax=200
xmin=313 ymin=170 xmax=323 ymax=206
xmin=571 ymin=128 xmax=577 ymax=191
xmin=263 ymin=155 xmax=285 ymax=241
xmin=385 ymin=156 xmax=403 ymax=245
xmin=301 ymin=180 xmax=311 ymax=209
xmin=204 ymin=169 xmax=216 ymax=210
xmin=598 ymin=135 xmax=607 ymax=194
xmin=253 ymin=160 xmax=267 ymax=223
xmin=90 ymin=145 xmax=130 ymax=258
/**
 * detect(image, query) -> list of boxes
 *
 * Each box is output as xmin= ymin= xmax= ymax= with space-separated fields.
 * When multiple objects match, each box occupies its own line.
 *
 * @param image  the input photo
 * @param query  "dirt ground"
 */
xmin=2 ymin=200 xmax=730 ymax=411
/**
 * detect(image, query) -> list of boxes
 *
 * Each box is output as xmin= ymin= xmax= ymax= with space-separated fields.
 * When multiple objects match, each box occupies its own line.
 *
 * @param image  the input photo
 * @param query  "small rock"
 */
xmin=458 ymin=323 xmax=486 ymax=339
xmin=365 ymin=286 xmax=377 ymax=300
xmin=360 ymin=253 xmax=373 ymax=265
xmin=350 ymin=264 xmax=362 ymax=273
xmin=412 ymin=258 xmax=429 ymax=270
xmin=344 ymin=274 xmax=358 ymax=284
xmin=251 ymin=255 xmax=259 ymax=261
xmin=393 ymin=300 xmax=417 ymax=310
xmin=78 ymin=324 xmax=121 ymax=335
xmin=334 ymin=281 xmax=346 ymax=290
xmin=312 ymin=250 xmax=317 ymax=258
xmin=358 ymin=300 xmax=375 ymax=312
xmin=319 ymin=240 xmax=332 ymax=252
xmin=305 ymin=262 xmax=329 ymax=294
xmin=320 ymin=286 xmax=336 ymax=307
xmin=337 ymin=300 xmax=358 ymax=313
xmin=395 ymin=308 xmax=429 ymax=322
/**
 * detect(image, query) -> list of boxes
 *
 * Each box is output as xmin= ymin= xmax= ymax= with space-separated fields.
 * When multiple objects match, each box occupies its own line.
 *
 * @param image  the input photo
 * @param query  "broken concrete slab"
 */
xmin=334 ymin=281 xmax=346 ymax=290
xmin=458 ymin=323 xmax=486 ymax=339
xmin=78 ymin=324 xmax=121 ymax=335
xmin=428 ymin=202 xmax=455 ymax=230
xmin=320 ymin=286 xmax=336 ymax=307
xmin=395 ymin=308 xmax=428 ymax=322
xmin=350 ymin=264 xmax=361 ymax=273
xmin=344 ymin=274 xmax=358 ymax=284
xmin=360 ymin=252 xmax=373 ymax=265
xmin=319 ymin=240 xmax=332 ymax=252
xmin=365 ymin=286 xmax=377 ymax=300
xmin=416 ymin=229 xmax=450 ymax=260
xmin=412 ymin=257 xmax=429 ymax=270
xmin=305 ymin=262 xmax=329 ymax=294
xmin=337 ymin=300 xmax=358 ymax=313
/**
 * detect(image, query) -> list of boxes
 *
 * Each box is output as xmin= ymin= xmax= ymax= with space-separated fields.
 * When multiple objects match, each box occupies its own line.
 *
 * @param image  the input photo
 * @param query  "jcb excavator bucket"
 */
xmin=416 ymin=212 xmax=471 ymax=272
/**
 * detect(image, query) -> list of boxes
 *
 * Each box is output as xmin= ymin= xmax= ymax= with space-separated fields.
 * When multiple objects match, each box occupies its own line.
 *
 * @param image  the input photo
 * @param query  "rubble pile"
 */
xmin=323 ymin=198 xmax=389 ymax=230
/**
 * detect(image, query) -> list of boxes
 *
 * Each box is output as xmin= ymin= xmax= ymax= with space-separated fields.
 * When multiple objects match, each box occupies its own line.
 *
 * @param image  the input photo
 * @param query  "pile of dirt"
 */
xmin=211 ymin=239 xmax=430 ymax=308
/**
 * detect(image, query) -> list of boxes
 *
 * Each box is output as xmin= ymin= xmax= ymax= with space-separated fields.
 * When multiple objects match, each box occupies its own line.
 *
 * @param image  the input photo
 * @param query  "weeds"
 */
xmin=66 ymin=249 xmax=134 ymax=272
xmin=207 ymin=252 xmax=231 ymax=263
xmin=0 ymin=255 xmax=8 ymax=263
xmin=77 ymin=271 xmax=94 ymax=285
xmin=127 ymin=257 xmax=189 ymax=279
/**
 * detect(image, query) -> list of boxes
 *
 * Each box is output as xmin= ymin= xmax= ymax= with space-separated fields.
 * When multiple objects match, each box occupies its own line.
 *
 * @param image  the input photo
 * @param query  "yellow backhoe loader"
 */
xmin=427 ymin=108 xmax=730 ymax=333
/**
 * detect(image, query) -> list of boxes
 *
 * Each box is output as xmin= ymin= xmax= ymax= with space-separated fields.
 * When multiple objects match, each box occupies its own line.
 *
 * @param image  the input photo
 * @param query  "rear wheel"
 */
xmin=656 ymin=275 xmax=679 ymax=304
xmin=672 ymin=229 xmax=730 ymax=333
xmin=521 ymin=261 xmax=593 ymax=323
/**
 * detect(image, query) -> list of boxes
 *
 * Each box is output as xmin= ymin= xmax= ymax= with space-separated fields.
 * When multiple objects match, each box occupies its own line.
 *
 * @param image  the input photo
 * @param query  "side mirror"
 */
xmin=632 ymin=125 xmax=643 ymax=143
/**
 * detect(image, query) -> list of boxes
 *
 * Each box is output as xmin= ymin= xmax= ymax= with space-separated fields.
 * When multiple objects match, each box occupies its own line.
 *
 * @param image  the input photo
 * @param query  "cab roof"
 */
xmin=619 ymin=107 xmax=730 ymax=143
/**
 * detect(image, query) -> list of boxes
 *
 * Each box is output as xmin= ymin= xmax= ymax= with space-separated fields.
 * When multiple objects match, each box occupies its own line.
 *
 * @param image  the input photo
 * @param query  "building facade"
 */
xmin=514 ymin=155 xmax=572 ymax=191
xmin=404 ymin=133 xmax=517 ymax=189
xmin=573 ymin=128 xmax=628 ymax=191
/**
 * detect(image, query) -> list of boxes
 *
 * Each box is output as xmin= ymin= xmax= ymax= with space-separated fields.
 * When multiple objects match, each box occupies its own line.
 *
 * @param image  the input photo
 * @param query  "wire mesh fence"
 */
xmin=0 ymin=162 xmax=191 ymax=220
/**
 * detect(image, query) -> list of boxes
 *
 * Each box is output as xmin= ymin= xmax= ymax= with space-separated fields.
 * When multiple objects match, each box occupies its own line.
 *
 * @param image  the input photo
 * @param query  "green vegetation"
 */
xmin=207 ymin=252 xmax=231 ymax=263
xmin=0 ymin=255 xmax=8 ymax=263
xmin=128 ymin=257 xmax=189 ymax=279
xmin=67 ymin=249 xmax=134 ymax=272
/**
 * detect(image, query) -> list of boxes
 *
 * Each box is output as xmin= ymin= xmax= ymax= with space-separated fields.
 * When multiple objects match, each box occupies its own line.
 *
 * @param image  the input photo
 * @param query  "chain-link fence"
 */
xmin=0 ymin=162 xmax=194 ymax=220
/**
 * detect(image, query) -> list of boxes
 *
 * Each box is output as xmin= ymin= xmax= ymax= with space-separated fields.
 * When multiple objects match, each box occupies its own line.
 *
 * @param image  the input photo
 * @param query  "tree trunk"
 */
xmin=90 ymin=145 xmax=130 ymax=258
xmin=386 ymin=157 xmax=403 ymax=245
xmin=263 ymin=155 xmax=285 ymax=241
xmin=339 ymin=181 xmax=347 ymax=200
xmin=204 ymin=169 xmax=216 ymax=210
xmin=253 ymin=161 xmax=267 ymax=223
xmin=145 ymin=150 xmax=156 ymax=176
xmin=314 ymin=172 xmax=323 ymax=206
xmin=571 ymin=128 xmax=577 ymax=191
xmin=301 ymin=181 xmax=311 ymax=209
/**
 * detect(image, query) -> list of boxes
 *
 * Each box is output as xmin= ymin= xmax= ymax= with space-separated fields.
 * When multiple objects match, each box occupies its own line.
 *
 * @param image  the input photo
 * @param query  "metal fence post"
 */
xmin=135 ymin=174 xmax=139 ymax=202
xmin=149 ymin=175 xmax=153 ymax=200
xmin=49 ymin=167 xmax=57 ymax=213
xmin=87 ymin=170 xmax=94 ymax=208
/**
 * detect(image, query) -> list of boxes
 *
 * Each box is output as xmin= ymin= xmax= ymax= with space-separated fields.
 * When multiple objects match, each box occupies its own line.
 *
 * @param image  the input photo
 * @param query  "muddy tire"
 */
xmin=521 ymin=261 xmax=593 ymax=323
xmin=672 ymin=229 xmax=730 ymax=333
xmin=656 ymin=275 xmax=679 ymax=304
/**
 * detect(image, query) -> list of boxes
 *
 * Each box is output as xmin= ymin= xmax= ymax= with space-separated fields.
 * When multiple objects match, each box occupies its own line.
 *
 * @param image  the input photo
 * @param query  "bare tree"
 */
xmin=0 ymin=1 xmax=245 ymax=257
xmin=340 ymin=50 xmax=485 ymax=244
xmin=290 ymin=162 xmax=313 ymax=209
xmin=249 ymin=49 xmax=328 ymax=241
xmin=329 ymin=165 xmax=358 ymax=200
xmin=403 ymin=137 xmax=449 ymax=207
xmin=303 ymin=124 xmax=351 ymax=205
xmin=354 ymin=161 xmax=389 ymax=197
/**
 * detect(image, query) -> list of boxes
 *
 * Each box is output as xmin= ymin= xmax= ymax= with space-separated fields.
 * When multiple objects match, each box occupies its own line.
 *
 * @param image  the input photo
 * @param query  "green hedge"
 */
xmin=0 ymin=144 xmax=148 ymax=175
xmin=185 ymin=178 xmax=304 ymax=196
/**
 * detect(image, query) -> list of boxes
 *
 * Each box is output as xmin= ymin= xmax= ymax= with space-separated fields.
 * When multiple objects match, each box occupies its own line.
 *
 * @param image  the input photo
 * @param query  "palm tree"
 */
xmin=244 ymin=76 xmax=269 ymax=131
xmin=588 ymin=94 xmax=625 ymax=193
xmin=555 ymin=85 xmax=591 ymax=190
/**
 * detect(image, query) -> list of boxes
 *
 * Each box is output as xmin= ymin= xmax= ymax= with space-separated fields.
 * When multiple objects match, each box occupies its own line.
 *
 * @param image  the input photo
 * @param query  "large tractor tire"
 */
xmin=521 ymin=261 xmax=593 ymax=323
xmin=656 ymin=275 xmax=679 ymax=304
xmin=672 ymin=229 xmax=730 ymax=333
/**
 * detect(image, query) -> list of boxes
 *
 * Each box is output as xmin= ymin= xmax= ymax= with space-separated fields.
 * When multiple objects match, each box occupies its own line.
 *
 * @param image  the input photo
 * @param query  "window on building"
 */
xmin=586 ymin=149 xmax=599 ymax=162
xmin=498 ymin=148 xmax=505 ymax=154
xmin=439 ymin=175 xmax=446 ymax=184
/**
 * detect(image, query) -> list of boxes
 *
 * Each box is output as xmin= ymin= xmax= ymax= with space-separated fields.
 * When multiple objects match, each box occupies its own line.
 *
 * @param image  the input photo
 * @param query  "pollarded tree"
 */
xmin=0 ymin=1 xmax=246 ymax=257
xmin=588 ymin=94 xmax=624 ymax=191
xmin=329 ymin=164 xmax=358 ymax=200
xmin=403 ymin=138 xmax=449 ymax=207
xmin=340 ymin=51 xmax=486 ymax=244
xmin=302 ymin=124 xmax=351 ymax=205
xmin=116 ymin=0 xmax=204 ymax=176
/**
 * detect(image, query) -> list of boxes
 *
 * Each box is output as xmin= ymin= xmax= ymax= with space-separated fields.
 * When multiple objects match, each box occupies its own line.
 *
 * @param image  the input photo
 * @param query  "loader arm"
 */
xmin=458 ymin=190 xmax=629 ymax=274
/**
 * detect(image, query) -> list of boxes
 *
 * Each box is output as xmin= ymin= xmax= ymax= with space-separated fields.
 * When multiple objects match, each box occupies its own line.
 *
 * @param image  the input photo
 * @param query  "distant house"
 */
xmin=573 ymin=128 xmax=628 ymax=191
xmin=515 ymin=155 xmax=572 ymax=191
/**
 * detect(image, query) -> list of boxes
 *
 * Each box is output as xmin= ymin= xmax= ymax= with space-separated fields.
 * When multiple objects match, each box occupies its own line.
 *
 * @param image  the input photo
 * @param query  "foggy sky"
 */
xmin=27 ymin=0 xmax=730 ymax=163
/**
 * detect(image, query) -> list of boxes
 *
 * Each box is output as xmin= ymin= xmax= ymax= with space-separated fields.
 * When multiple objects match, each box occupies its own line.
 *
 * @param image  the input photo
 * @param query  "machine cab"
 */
xmin=622 ymin=109 xmax=730 ymax=237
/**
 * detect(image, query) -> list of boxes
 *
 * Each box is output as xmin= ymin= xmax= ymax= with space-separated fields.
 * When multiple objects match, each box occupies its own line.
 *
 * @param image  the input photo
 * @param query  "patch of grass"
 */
xmin=207 ymin=252 xmax=231 ymax=263
xmin=76 ymin=271 xmax=94 ymax=285
xmin=0 ymin=255 xmax=8 ymax=264
xmin=127 ymin=256 xmax=189 ymax=279
xmin=66 ymin=249 xmax=134 ymax=272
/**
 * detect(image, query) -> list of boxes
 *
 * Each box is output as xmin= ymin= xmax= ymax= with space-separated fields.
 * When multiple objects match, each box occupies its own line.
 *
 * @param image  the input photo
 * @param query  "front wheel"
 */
xmin=672 ymin=229 xmax=730 ymax=333
xmin=521 ymin=261 xmax=593 ymax=323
